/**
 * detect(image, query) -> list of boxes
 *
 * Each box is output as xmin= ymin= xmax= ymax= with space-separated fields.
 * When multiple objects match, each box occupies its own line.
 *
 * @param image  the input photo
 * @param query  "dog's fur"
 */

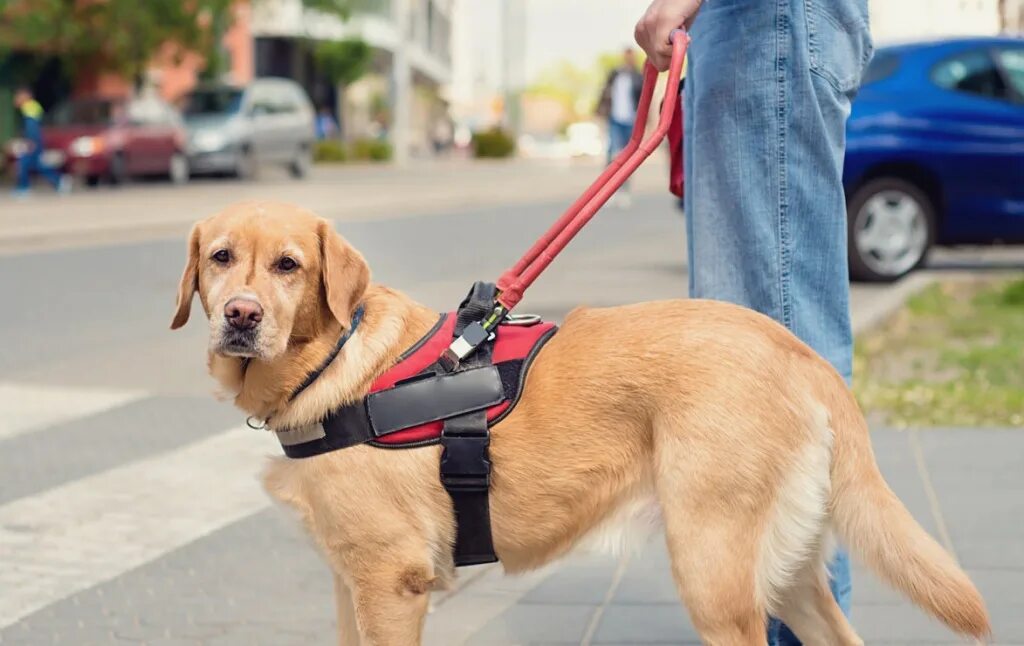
xmin=173 ymin=202 xmax=990 ymax=646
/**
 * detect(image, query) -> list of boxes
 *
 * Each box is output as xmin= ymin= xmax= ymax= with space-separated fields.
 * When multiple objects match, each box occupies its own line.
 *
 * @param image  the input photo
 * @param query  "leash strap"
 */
xmin=439 ymin=31 xmax=691 ymax=372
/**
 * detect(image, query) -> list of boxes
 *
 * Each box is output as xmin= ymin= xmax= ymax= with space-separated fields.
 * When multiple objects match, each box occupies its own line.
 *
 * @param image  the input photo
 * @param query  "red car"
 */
xmin=40 ymin=96 xmax=190 ymax=186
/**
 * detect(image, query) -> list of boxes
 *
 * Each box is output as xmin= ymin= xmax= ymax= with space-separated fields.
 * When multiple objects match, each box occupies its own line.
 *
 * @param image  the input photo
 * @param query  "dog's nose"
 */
xmin=225 ymin=298 xmax=263 ymax=330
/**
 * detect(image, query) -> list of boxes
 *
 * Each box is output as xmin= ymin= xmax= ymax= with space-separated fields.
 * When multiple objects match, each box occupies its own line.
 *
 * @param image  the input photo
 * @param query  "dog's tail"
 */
xmin=828 ymin=384 xmax=990 ymax=639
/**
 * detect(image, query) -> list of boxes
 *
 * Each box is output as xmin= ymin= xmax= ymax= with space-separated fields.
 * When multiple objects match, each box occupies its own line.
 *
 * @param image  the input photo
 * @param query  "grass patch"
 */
xmin=853 ymin=275 xmax=1024 ymax=428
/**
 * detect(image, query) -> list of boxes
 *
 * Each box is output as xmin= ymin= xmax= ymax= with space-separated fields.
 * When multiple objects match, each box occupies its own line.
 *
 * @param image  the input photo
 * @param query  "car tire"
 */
xmin=169 ymin=152 xmax=189 ymax=185
xmin=847 ymin=177 xmax=936 ymax=283
xmin=85 ymin=175 xmax=101 ymax=188
xmin=234 ymin=146 xmax=257 ymax=181
xmin=289 ymin=145 xmax=312 ymax=179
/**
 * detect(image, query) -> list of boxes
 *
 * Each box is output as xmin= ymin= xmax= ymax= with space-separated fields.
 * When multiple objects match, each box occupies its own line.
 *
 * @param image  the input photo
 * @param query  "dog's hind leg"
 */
xmin=772 ymin=554 xmax=863 ymax=646
xmin=334 ymin=573 xmax=362 ymax=646
xmin=654 ymin=432 xmax=769 ymax=644
xmin=660 ymin=511 xmax=769 ymax=646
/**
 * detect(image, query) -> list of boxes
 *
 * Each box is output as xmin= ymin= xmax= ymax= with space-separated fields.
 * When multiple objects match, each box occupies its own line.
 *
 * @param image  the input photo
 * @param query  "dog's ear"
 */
xmin=170 ymin=223 xmax=201 ymax=330
xmin=318 ymin=219 xmax=370 ymax=328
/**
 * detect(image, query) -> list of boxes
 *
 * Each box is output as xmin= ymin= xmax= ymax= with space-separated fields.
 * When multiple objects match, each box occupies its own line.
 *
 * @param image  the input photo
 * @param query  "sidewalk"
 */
xmin=424 ymin=427 xmax=1022 ymax=645
xmin=0 ymin=157 xmax=669 ymax=254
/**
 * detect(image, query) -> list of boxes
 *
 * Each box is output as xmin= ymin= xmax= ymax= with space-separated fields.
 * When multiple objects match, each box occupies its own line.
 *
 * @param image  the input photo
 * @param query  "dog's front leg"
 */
xmin=342 ymin=554 xmax=434 ymax=646
xmin=334 ymin=573 xmax=362 ymax=646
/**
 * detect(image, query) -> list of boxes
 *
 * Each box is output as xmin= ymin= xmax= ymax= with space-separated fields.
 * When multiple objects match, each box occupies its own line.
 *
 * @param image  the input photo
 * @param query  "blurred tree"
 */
xmin=525 ymin=60 xmax=598 ymax=122
xmin=313 ymin=37 xmax=373 ymax=139
xmin=0 ymin=0 xmax=369 ymax=91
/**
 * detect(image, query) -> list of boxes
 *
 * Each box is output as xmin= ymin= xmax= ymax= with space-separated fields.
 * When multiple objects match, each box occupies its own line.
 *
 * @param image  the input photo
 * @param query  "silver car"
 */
xmin=183 ymin=78 xmax=315 ymax=179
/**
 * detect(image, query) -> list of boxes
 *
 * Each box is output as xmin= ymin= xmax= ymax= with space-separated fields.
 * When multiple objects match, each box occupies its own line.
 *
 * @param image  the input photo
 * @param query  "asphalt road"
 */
xmin=1 ymin=188 xmax=1022 ymax=645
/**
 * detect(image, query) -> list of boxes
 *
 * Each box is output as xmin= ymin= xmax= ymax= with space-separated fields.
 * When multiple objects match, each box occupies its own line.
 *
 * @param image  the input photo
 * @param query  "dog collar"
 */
xmin=288 ymin=305 xmax=366 ymax=402
xmin=245 ymin=306 xmax=365 ymax=431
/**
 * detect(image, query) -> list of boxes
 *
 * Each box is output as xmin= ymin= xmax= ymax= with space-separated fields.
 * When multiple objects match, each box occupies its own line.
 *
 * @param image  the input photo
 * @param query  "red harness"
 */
xmin=370 ymin=313 xmax=557 ymax=447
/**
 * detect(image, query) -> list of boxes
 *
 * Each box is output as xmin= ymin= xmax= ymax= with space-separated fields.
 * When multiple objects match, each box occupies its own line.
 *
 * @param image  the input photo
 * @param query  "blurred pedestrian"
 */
xmin=12 ymin=87 xmax=69 ymax=199
xmin=635 ymin=1 xmax=871 ymax=644
xmin=597 ymin=48 xmax=642 ymax=207
xmin=315 ymin=106 xmax=339 ymax=141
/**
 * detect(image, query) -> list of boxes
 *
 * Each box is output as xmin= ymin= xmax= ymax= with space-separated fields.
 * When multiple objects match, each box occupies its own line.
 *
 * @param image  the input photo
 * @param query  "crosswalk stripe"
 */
xmin=0 ymin=426 xmax=278 ymax=629
xmin=0 ymin=383 xmax=145 ymax=441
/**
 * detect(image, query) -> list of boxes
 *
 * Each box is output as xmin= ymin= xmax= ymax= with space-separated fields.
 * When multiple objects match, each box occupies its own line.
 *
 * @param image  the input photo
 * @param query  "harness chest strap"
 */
xmin=276 ymin=360 xmax=527 ymax=456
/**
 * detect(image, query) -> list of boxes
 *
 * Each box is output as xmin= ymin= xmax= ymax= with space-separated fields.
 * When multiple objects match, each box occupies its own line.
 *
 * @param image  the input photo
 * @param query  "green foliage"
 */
xmin=472 ymin=127 xmax=516 ymax=159
xmin=314 ymin=139 xmax=348 ymax=163
xmin=854 ymin=276 xmax=1024 ymax=427
xmin=526 ymin=49 xmax=648 ymax=120
xmin=0 ymin=0 xmax=232 ymax=83
xmin=1000 ymin=277 xmax=1024 ymax=306
xmin=314 ymin=38 xmax=372 ymax=87
xmin=0 ymin=0 xmax=369 ymax=87
xmin=525 ymin=60 xmax=597 ymax=121
xmin=313 ymin=138 xmax=391 ymax=164
xmin=349 ymin=137 xmax=392 ymax=162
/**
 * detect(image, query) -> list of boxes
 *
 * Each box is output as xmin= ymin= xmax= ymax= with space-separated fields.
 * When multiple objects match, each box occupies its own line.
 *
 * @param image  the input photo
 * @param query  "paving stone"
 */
xmin=521 ymin=560 xmax=617 ymax=605
xmin=469 ymin=603 xmax=596 ymax=645
xmin=592 ymin=604 xmax=700 ymax=644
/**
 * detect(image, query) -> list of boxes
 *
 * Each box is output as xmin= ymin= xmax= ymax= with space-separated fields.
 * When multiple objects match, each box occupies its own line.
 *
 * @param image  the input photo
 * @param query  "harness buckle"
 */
xmin=440 ymin=321 xmax=492 ymax=372
xmin=440 ymin=433 xmax=491 ymax=492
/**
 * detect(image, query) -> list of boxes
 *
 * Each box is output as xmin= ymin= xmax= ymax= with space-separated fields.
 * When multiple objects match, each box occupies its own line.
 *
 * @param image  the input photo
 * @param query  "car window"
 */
xmin=184 ymin=88 xmax=243 ymax=116
xmin=269 ymin=84 xmax=298 ymax=114
xmin=248 ymin=84 xmax=276 ymax=116
xmin=127 ymin=100 xmax=167 ymax=126
xmin=931 ymin=49 xmax=1011 ymax=101
xmin=995 ymin=47 xmax=1024 ymax=100
xmin=862 ymin=51 xmax=900 ymax=86
xmin=46 ymin=100 xmax=113 ymax=126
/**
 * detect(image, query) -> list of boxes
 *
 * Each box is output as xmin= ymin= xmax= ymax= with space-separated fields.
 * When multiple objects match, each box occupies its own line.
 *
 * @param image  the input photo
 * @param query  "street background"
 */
xmin=2 ymin=160 xmax=1023 ymax=645
xmin=3 ymin=0 xmax=1024 ymax=644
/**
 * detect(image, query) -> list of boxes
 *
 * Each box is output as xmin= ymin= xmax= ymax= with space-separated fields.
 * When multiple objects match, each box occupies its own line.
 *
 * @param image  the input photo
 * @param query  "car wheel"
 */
xmin=289 ymin=145 xmax=312 ymax=179
xmin=169 ymin=152 xmax=189 ymax=185
xmin=234 ymin=146 xmax=257 ymax=181
xmin=109 ymin=153 xmax=127 ymax=186
xmin=85 ymin=175 xmax=101 ymax=188
xmin=847 ymin=177 xmax=935 ymax=283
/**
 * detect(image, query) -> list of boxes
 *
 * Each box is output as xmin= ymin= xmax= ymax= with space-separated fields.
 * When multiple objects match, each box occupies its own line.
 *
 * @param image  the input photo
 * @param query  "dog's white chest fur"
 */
xmin=574 ymin=494 xmax=663 ymax=556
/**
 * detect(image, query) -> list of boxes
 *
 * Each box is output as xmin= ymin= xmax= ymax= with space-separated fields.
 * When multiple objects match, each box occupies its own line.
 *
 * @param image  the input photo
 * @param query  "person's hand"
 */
xmin=635 ymin=0 xmax=702 ymax=71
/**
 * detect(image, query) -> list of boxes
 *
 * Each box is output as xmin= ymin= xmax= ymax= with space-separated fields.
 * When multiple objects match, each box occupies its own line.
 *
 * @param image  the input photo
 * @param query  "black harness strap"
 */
xmin=440 ymin=281 xmax=499 ymax=566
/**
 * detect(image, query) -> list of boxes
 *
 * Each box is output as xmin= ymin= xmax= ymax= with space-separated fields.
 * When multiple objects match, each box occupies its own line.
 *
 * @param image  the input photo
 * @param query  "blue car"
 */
xmin=845 ymin=37 xmax=1024 ymax=281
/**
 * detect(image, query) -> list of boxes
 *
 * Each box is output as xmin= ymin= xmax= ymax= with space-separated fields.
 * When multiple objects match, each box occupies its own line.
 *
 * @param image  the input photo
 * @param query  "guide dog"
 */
xmin=172 ymin=201 xmax=989 ymax=645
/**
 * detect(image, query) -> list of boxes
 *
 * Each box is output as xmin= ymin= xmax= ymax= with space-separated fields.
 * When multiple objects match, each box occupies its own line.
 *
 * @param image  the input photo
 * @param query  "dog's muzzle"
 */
xmin=216 ymin=297 xmax=264 ymax=356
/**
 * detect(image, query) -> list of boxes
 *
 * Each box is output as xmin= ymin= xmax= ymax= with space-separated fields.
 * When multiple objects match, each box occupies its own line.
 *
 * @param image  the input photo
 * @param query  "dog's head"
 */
xmin=170 ymin=201 xmax=369 ymax=361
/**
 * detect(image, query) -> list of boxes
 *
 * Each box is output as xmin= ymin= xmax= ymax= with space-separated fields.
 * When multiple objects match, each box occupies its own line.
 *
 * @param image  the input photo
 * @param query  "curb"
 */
xmin=850 ymin=272 xmax=937 ymax=336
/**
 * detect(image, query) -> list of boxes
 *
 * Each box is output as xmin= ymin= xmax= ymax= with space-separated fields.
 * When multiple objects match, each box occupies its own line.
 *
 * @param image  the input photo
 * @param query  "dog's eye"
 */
xmin=212 ymin=249 xmax=231 ymax=264
xmin=276 ymin=256 xmax=299 ymax=272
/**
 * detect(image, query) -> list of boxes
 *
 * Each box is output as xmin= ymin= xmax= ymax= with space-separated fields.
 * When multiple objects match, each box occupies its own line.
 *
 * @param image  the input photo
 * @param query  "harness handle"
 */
xmin=495 ymin=30 xmax=690 ymax=310
xmin=441 ymin=30 xmax=689 ymax=371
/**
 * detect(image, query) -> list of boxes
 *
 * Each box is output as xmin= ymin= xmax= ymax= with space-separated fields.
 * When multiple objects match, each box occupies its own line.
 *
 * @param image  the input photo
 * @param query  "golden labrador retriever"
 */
xmin=172 ymin=201 xmax=989 ymax=646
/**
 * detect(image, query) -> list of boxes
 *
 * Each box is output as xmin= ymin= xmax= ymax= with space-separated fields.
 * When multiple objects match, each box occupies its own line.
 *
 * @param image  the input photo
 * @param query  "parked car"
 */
xmin=183 ymin=78 xmax=316 ymax=179
xmin=40 ymin=96 xmax=189 ymax=186
xmin=844 ymin=37 xmax=1024 ymax=281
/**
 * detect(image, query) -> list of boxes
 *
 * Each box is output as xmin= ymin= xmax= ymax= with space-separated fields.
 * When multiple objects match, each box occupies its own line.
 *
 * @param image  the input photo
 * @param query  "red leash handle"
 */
xmin=495 ymin=30 xmax=690 ymax=310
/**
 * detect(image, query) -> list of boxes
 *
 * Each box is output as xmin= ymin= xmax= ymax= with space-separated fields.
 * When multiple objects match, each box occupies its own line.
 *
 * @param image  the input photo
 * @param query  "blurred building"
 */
xmin=251 ymin=0 xmax=455 ymax=161
xmin=870 ymin=0 xmax=1024 ymax=44
xmin=0 ymin=0 xmax=455 ymax=162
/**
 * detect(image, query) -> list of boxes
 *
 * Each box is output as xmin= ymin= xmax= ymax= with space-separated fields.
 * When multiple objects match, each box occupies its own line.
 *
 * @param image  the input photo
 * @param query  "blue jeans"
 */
xmin=16 ymin=150 xmax=62 ymax=191
xmin=683 ymin=0 xmax=872 ymax=643
xmin=608 ymin=118 xmax=634 ymax=189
